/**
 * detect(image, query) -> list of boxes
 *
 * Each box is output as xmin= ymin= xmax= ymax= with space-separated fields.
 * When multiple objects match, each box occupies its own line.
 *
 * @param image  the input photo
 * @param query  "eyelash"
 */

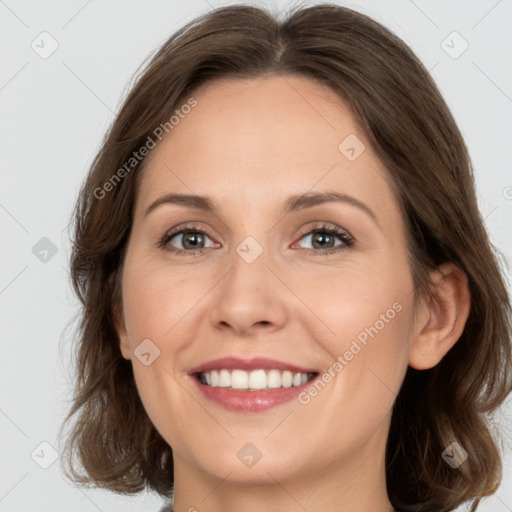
xmin=157 ymin=222 xmax=355 ymax=256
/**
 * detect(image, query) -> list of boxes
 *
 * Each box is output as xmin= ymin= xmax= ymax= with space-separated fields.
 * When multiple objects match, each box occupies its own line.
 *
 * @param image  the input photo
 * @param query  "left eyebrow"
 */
xmin=282 ymin=191 xmax=379 ymax=227
xmin=143 ymin=190 xmax=380 ymax=229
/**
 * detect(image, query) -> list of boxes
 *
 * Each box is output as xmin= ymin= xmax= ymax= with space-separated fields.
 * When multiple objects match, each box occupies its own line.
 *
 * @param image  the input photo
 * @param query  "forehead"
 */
xmin=137 ymin=74 xmax=399 ymax=224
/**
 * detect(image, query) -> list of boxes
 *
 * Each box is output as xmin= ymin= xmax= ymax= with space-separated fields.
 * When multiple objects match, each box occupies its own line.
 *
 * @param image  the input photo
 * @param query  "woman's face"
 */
xmin=117 ymin=74 xmax=419 ymax=488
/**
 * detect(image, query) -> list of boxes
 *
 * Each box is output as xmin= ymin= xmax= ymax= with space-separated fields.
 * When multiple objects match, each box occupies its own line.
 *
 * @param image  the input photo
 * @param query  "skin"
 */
xmin=116 ymin=74 xmax=471 ymax=512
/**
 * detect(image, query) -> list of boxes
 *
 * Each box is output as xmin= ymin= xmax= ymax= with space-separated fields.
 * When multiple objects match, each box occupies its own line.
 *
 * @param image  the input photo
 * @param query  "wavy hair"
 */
xmin=59 ymin=4 xmax=512 ymax=511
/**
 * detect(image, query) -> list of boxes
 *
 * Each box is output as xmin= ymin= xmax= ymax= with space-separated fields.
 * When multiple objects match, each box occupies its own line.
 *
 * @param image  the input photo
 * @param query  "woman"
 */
xmin=59 ymin=4 xmax=512 ymax=512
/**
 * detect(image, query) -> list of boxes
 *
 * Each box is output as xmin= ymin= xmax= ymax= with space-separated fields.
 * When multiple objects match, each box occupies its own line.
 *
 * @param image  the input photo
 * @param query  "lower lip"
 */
xmin=191 ymin=375 xmax=317 ymax=412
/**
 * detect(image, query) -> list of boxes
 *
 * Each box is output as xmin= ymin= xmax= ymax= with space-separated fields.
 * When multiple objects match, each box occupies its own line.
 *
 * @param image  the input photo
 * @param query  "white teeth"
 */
xmin=218 ymin=369 xmax=231 ymax=387
xmin=267 ymin=369 xmax=281 ymax=388
xmin=281 ymin=370 xmax=293 ymax=388
xmin=199 ymin=369 xmax=315 ymax=390
xmin=249 ymin=369 xmax=267 ymax=389
xmin=231 ymin=369 xmax=248 ymax=389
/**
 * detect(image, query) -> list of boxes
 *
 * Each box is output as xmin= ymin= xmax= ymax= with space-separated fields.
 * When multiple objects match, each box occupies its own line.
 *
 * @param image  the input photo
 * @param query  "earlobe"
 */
xmin=409 ymin=262 xmax=471 ymax=370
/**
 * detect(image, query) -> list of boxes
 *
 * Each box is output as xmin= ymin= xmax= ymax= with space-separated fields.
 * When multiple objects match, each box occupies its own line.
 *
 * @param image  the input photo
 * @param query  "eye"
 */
xmin=158 ymin=222 xmax=354 ymax=256
xmin=158 ymin=222 xmax=217 ymax=255
xmin=293 ymin=223 xmax=354 ymax=255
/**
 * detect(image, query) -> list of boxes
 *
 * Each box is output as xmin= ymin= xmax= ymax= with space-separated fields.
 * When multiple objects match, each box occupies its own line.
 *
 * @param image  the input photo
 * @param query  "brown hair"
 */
xmin=59 ymin=3 xmax=512 ymax=511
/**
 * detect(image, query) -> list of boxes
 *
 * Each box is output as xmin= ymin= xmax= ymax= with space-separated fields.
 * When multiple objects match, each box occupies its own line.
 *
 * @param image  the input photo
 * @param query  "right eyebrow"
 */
xmin=144 ymin=193 xmax=214 ymax=217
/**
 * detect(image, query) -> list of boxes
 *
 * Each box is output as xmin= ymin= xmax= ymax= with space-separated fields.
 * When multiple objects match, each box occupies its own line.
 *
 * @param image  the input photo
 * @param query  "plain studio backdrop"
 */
xmin=1 ymin=0 xmax=511 ymax=511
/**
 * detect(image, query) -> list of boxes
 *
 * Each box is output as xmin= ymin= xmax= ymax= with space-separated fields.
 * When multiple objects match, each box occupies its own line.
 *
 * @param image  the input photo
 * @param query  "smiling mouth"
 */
xmin=196 ymin=369 xmax=319 ymax=391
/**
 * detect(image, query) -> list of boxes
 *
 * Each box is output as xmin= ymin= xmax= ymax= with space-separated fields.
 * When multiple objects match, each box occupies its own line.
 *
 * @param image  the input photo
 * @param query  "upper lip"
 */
xmin=189 ymin=357 xmax=319 ymax=375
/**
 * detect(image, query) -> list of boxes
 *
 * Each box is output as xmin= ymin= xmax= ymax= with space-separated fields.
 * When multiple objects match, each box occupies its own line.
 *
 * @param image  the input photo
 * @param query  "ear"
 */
xmin=409 ymin=262 xmax=471 ymax=370
xmin=113 ymin=300 xmax=131 ymax=360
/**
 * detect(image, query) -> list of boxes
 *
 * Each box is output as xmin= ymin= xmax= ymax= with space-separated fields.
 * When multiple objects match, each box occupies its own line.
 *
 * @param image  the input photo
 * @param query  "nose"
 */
xmin=208 ymin=243 xmax=289 ymax=338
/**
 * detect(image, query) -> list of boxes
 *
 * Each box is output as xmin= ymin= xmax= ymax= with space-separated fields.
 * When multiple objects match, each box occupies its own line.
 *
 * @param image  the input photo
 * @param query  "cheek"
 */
xmin=313 ymin=257 xmax=414 ymax=399
xmin=121 ymin=256 xmax=202 ymax=342
xmin=336 ymin=301 xmax=412 ymax=391
xmin=295 ymin=294 xmax=413 ymax=464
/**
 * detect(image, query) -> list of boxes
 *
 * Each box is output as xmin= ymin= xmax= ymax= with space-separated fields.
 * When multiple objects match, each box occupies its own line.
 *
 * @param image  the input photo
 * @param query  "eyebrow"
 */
xmin=143 ymin=190 xmax=379 ymax=227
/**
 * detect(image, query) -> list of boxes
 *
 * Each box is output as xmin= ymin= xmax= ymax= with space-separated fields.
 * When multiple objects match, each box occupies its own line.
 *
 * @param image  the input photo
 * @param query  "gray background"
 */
xmin=1 ymin=0 xmax=511 ymax=510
